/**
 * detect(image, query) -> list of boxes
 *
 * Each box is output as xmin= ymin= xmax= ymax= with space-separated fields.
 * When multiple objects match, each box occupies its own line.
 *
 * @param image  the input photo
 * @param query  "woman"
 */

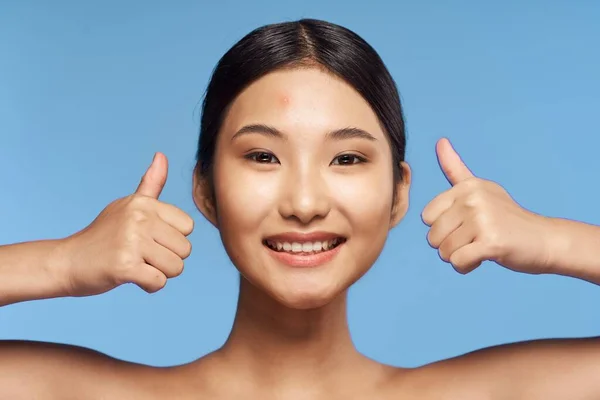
xmin=1 ymin=19 xmax=599 ymax=399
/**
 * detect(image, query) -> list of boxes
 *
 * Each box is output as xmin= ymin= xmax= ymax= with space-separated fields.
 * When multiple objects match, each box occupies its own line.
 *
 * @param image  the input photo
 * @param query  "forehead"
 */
xmin=221 ymin=68 xmax=384 ymax=139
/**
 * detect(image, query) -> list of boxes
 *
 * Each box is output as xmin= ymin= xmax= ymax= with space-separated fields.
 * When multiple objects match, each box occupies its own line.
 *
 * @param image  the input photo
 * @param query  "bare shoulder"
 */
xmin=387 ymin=337 xmax=600 ymax=400
xmin=462 ymin=336 xmax=600 ymax=399
xmin=384 ymin=361 xmax=494 ymax=400
xmin=0 ymin=340 xmax=170 ymax=400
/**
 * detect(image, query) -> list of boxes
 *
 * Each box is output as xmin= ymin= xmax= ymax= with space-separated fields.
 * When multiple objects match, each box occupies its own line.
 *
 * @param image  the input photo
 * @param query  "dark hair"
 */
xmin=196 ymin=19 xmax=406 ymax=200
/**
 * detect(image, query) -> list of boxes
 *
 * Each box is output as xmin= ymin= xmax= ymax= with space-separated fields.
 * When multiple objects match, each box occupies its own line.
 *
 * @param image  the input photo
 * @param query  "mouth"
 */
xmin=262 ymin=233 xmax=347 ymax=268
xmin=263 ymin=237 xmax=346 ymax=254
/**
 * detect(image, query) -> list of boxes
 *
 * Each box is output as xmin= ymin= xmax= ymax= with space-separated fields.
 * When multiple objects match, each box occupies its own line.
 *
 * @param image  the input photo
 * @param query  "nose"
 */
xmin=278 ymin=163 xmax=331 ymax=224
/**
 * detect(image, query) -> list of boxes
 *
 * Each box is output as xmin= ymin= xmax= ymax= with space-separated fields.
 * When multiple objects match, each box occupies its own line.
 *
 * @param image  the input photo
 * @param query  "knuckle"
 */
xmin=453 ymin=263 xmax=470 ymax=274
xmin=473 ymin=210 xmax=492 ymax=228
xmin=128 ymin=193 xmax=148 ymax=208
xmin=463 ymin=192 xmax=484 ymax=208
xmin=172 ymin=259 xmax=185 ymax=277
xmin=421 ymin=209 xmax=432 ymax=226
xmin=426 ymin=229 xmax=439 ymax=248
xmin=183 ymin=240 xmax=193 ymax=258
xmin=121 ymin=227 xmax=145 ymax=252
xmin=133 ymin=191 xmax=152 ymax=203
xmin=162 ymin=256 xmax=184 ymax=278
xmin=439 ymin=240 xmax=451 ymax=258
xmin=480 ymin=229 xmax=500 ymax=246
xmin=150 ymin=273 xmax=167 ymax=292
xmin=450 ymin=254 xmax=470 ymax=274
xmin=438 ymin=247 xmax=450 ymax=262
xmin=128 ymin=208 xmax=150 ymax=224
xmin=115 ymin=249 xmax=136 ymax=268
xmin=145 ymin=285 xmax=160 ymax=294
xmin=121 ymin=221 xmax=137 ymax=237
xmin=121 ymin=220 xmax=151 ymax=247
xmin=184 ymin=216 xmax=195 ymax=235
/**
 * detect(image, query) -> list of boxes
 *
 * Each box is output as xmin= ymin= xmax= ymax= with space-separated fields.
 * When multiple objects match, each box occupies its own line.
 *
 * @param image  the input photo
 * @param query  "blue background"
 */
xmin=1 ymin=1 xmax=599 ymax=367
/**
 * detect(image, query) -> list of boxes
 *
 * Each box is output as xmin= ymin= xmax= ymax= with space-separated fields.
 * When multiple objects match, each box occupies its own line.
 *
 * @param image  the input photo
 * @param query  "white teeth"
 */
xmin=265 ymin=238 xmax=344 ymax=254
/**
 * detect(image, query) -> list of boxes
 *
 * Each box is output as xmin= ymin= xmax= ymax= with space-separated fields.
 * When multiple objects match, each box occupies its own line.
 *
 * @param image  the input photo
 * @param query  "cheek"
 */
xmin=333 ymin=168 xmax=394 ymax=225
xmin=332 ymin=168 xmax=394 ymax=262
xmin=212 ymin=159 xmax=280 ymax=253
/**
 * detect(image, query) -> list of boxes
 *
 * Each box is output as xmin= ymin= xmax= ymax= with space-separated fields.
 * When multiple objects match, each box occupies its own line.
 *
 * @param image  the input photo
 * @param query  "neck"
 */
xmin=218 ymin=277 xmax=366 ymax=386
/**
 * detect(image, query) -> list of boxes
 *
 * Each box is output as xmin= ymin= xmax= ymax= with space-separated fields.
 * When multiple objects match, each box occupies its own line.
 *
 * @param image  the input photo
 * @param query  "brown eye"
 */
xmin=247 ymin=151 xmax=280 ymax=164
xmin=331 ymin=154 xmax=365 ymax=166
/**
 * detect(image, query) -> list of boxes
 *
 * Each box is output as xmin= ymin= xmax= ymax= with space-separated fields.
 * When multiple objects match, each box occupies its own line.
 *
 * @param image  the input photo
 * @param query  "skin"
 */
xmin=2 ymin=67 xmax=600 ymax=399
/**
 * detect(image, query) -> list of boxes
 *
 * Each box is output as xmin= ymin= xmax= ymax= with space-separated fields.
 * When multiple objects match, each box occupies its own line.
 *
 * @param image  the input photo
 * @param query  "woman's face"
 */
xmin=195 ymin=68 xmax=410 ymax=309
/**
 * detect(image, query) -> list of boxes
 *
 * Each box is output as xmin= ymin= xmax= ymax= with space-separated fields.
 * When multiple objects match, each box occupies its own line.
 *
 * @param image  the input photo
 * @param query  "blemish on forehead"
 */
xmin=278 ymin=94 xmax=291 ymax=107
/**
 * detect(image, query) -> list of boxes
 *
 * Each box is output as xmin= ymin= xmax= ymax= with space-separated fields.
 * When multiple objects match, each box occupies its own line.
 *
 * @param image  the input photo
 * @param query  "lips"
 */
xmin=264 ymin=237 xmax=345 ymax=253
xmin=262 ymin=231 xmax=346 ymax=268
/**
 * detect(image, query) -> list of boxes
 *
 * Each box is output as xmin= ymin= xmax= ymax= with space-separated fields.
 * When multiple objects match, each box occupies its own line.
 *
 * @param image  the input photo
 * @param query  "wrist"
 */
xmin=542 ymin=217 xmax=585 ymax=278
xmin=47 ymin=238 xmax=75 ymax=298
xmin=541 ymin=217 xmax=565 ymax=273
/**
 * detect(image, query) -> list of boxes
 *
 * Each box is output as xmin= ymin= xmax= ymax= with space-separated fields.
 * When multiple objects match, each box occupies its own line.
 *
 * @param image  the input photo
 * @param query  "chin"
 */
xmin=228 ymin=238 xmax=366 ymax=310
xmin=268 ymin=279 xmax=347 ymax=310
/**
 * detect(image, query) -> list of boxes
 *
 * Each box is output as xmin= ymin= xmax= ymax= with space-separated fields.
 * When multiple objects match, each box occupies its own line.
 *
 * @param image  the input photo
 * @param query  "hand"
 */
xmin=422 ymin=138 xmax=552 ymax=275
xmin=60 ymin=153 xmax=194 ymax=296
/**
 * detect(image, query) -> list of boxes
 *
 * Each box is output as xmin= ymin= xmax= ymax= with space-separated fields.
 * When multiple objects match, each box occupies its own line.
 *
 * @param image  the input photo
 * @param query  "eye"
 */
xmin=246 ymin=151 xmax=280 ymax=164
xmin=331 ymin=154 xmax=366 ymax=166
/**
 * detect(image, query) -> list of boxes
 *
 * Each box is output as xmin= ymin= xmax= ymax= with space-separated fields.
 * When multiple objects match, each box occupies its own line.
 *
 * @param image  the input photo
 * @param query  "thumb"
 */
xmin=436 ymin=138 xmax=474 ymax=185
xmin=136 ymin=152 xmax=168 ymax=198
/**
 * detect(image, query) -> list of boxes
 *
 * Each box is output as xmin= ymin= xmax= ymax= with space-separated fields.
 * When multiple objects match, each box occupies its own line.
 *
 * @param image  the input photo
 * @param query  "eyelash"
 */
xmin=245 ymin=152 xmax=366 ymax=166
xmin=245 ymin=151 xmax=280 ymax=164
xmin=330 ymin=154 xmax=366 ymax=166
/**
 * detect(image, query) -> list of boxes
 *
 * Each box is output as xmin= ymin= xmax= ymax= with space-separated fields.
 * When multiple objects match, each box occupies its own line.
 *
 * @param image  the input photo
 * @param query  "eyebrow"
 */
xmin=231 ymin=124 xmax=285 ymax=141
xmin=231 ymin=124 xmax=377 ymax=142
xmin=326 ymin=127 xmax=377 ymax=142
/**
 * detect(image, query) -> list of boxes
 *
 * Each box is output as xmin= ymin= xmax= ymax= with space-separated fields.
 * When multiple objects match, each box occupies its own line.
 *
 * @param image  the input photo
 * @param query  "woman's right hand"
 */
xmin=59 ymin=153 xmax=194 ymax=296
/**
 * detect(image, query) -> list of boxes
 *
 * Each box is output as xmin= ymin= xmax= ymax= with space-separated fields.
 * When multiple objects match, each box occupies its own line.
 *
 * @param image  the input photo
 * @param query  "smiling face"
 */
xmin=194 ymin=67 xmax=410 ymax=309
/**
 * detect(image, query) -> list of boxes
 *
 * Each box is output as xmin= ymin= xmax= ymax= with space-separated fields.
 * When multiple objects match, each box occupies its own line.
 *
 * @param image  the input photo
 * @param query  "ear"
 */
xmin=390 ymin=161 xmax=411 ymax=228
xmin=192 ymin=168 xmax=219 ymax=228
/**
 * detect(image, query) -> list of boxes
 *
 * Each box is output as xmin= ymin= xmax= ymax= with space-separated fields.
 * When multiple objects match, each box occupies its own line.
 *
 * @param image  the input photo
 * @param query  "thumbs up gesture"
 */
xmin=422 ymin=139 xmax=552 ymax=275
xmin=59 ymin=153 xmax=194 ymax=296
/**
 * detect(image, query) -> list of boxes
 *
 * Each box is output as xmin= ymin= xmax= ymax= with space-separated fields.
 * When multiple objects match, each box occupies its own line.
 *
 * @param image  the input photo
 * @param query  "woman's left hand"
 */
xmin=422 ymin=138 xmax=554 ymax=275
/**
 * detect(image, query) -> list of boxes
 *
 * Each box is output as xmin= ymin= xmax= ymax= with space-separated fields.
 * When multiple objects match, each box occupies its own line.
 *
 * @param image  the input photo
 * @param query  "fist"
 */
xmin=61 ymin=153 xmax=194 ymax=296
xmin=422 ymin=139 xmax=551 ymax=275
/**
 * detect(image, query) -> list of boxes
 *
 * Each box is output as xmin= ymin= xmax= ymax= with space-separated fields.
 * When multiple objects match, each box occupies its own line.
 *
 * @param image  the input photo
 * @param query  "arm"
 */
xmin=0 ymin=230 xmax=135 ymax=398
xmin=545 ymin=218 xmax=600 ymax=285
xmin=503 ymin=220 xmax=600 ymax=399
xmin=421 ymin=140 xmax=600 ymax=399
xmin=0 ymin=240 xmax=70 ymax=307
xmin=0 ymin=154 xmax=193 ymax=398
xmin=451 ymin=216 xmax=600 ymax=399
xmin=0 ymin=153 xmax=191 ymax=307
